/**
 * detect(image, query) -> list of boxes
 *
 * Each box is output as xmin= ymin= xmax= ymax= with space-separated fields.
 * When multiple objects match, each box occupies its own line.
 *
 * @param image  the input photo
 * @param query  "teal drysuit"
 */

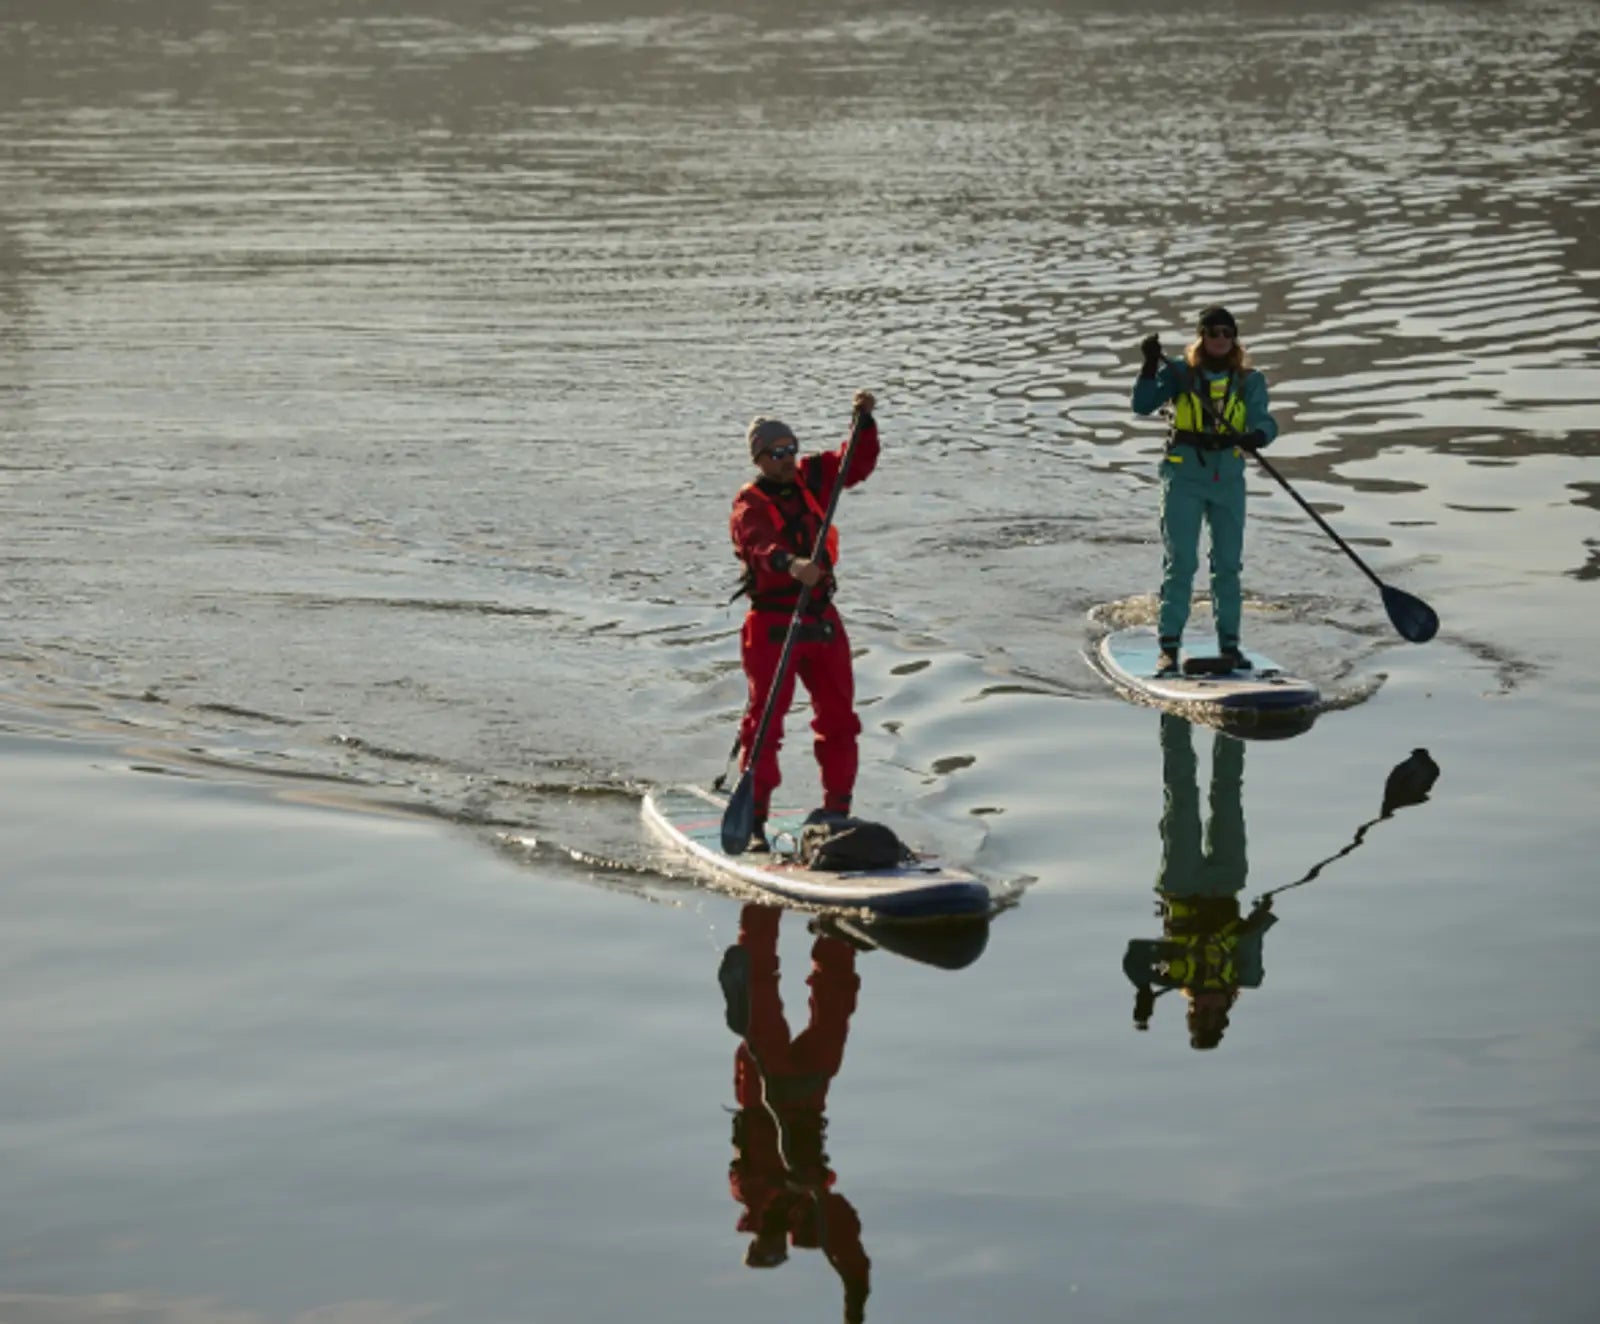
xmin=1131 ymin=360 xmax=1277 ymax=649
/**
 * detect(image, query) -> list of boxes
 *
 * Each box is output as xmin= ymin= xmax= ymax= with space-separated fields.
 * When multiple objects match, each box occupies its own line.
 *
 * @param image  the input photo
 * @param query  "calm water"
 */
xmin=2 ymin=1 xmax=1598 ymax=1320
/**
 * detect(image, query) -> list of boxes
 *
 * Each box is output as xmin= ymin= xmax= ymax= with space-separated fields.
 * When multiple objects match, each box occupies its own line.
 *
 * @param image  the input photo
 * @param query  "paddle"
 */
xmin=1250 ymin=450 xmax=1439 ymax=643
xmin=721 ymin=411 xmax=867 ymax=855
xmin=1161 ymin=356 xmax=1440 ymax=644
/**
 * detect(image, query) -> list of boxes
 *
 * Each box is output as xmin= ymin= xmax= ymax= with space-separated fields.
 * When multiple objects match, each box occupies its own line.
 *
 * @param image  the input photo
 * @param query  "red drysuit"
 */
xmin=729 ymin=421 xmax=879 ymax=819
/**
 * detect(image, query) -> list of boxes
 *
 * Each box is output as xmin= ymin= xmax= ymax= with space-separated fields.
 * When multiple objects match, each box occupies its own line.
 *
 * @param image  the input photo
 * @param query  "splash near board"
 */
xmin=1094 ymin=629 xmax=1319 ymax=722
xmin=643 ymin=785 xmax=990 ymax=921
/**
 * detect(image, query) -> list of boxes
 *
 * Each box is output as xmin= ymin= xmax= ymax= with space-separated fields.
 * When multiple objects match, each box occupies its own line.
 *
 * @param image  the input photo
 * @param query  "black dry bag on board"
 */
xmin=798 ymin=818 xmax=910 ymax=872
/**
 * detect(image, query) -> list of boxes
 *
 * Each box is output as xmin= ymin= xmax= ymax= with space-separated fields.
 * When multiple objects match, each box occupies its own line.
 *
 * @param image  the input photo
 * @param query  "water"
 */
xmin=2 ymin=2 xmax=1598 ymax=1320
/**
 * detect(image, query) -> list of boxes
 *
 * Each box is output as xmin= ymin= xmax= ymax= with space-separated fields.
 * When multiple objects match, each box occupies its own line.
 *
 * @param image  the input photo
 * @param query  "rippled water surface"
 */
xmin=2 ymin=2 xmax=1598 ymax=1321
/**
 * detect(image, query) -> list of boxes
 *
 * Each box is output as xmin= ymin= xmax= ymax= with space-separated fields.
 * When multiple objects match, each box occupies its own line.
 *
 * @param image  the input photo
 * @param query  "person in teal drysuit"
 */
xmin=1132 ymin=306 xmax=1278 ymax=674
xmin=1122 ymin=714 xmax=1276 ymax=1051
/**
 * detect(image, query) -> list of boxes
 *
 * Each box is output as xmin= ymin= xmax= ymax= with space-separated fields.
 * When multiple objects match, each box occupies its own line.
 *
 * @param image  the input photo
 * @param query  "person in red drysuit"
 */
xmin=718 ymin=903 xmax=870 ymax=1322
xmin=729 ymin=389 xmax=880 ymax=850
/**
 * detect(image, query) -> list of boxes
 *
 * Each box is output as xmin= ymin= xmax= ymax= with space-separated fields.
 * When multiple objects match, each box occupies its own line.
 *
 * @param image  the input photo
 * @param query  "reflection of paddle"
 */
xmin=719 ymin=944 xmax=800 ymax=1169
xmin=1255 ymin=748 xmax=1441 ymax=904
xmin=722 ymin=412 xmax=867 ymax=854
xmin=1161 ymin=356 xmax=1440 ymax=644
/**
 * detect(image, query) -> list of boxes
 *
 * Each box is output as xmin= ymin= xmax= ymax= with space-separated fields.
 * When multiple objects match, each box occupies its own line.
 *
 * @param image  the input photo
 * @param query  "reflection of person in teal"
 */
xmin=1123 ymin=714 xmax=1275 ymax=1050
xmin=718 ymin=903 xmax=871 ymax=1322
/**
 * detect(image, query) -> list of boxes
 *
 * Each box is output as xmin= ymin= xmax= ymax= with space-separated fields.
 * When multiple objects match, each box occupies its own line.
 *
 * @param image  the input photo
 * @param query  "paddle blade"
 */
xmin=1381 ymin=582 xmax=1439 ymax=643
xmin=720 ymin=772 xmax=755 ymax=855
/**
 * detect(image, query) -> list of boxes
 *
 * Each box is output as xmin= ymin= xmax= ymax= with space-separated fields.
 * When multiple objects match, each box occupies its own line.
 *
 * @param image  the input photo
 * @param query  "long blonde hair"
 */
xmin=1185 ymin=337 xmax=1252 ymax=371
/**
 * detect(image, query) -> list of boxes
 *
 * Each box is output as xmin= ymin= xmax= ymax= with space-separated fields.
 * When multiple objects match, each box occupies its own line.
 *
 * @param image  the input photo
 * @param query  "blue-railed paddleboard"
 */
xmin=643 ymin=785 xmax=990 ymax=920
xmin=1096 ymin=629 xmax=1319 ymax=714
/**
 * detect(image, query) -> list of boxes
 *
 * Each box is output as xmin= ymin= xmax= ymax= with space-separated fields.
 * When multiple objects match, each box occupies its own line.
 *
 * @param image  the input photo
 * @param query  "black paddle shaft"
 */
xmin=722 ymin=412 xmax=867 ymax=853
xmin=1251 ymin=451 xmax=1384 ymax=591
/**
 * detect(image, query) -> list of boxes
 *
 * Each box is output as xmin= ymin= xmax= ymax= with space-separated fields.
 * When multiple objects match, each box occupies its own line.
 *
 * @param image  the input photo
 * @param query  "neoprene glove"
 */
xmin=1139 ymin=334 xmax=1162 ymax=378
xmin=1239 ymin=430 xmax=1267 ymax=451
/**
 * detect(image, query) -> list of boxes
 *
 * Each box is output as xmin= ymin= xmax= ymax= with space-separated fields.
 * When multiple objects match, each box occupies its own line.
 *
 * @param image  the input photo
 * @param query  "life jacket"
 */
xmin=1168 ymin=366 xmax=1246 ymax=450
xmin=734 ymin=464 xmax=840 ymax=608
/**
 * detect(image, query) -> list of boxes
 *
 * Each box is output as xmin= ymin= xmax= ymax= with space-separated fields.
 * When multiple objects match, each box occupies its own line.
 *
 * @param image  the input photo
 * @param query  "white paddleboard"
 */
xmin=643 ymin=785 xmax=990 ymax=921
xmin=1095 ymin=628 xmax=1319 ymax=715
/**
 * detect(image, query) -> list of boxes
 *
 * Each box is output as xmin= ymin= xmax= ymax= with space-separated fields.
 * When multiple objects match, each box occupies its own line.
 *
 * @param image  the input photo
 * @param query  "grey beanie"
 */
xmin=747 ymin=416 xmax=797 ymax=459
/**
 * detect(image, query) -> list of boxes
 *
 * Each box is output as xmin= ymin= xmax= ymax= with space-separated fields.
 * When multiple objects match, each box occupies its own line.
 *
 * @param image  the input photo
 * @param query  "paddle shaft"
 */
xmin=731 ymin=414 xmax=867 ymax=810
xmin=1251 ymin=451 xmax=1387 ymax=592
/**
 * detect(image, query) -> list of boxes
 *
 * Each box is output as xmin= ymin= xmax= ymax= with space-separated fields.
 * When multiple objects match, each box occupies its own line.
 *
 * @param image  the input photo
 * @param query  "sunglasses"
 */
xmin=762 ymin=442 xmax=799 ymax=460
xmin=1202 ymin=325 xmax=1237 ymax=339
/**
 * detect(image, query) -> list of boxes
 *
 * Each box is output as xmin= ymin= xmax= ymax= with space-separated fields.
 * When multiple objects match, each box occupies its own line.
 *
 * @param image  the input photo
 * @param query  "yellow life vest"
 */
xmin=1172 ymin=369 xmax=1246 ymax=435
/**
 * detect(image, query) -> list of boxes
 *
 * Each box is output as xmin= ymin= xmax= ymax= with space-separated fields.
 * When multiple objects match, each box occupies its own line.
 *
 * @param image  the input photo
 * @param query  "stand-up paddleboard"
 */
xmin=1094 ymin=629 xmax=1319 ymax=716
xmin=643 ymin=784 xmax=990 ymax=920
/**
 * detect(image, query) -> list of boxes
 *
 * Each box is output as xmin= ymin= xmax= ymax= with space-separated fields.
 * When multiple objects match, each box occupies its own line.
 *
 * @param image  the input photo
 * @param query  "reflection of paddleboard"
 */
xmin=1095 ymin=629 xmax=1319 ymax=715
xmin=822 ymin=914 xmax=991 ymax=969
xmin=643 ymin=785 xmax=990 ymax=920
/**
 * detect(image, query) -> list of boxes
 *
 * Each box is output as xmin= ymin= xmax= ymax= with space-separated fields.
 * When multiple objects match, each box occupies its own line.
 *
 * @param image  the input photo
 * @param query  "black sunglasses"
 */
xmin=1202 ymin=325 xmax=1237 ymax=339
xmin=762 ymin=442 xmax=799 ymax=460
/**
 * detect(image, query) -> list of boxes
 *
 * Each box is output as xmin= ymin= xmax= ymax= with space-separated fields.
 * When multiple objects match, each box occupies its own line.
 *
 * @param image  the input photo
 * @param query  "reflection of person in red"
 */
xmin=718 ymin=903 xmax=871 ymax=1323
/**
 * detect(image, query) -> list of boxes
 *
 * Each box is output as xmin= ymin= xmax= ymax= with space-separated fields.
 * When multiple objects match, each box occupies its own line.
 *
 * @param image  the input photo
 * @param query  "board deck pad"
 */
xmin=643 ymin=785 xmax=990 ymax=920
xmin=1096 ymin=629 xmax=1320 ymax=713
